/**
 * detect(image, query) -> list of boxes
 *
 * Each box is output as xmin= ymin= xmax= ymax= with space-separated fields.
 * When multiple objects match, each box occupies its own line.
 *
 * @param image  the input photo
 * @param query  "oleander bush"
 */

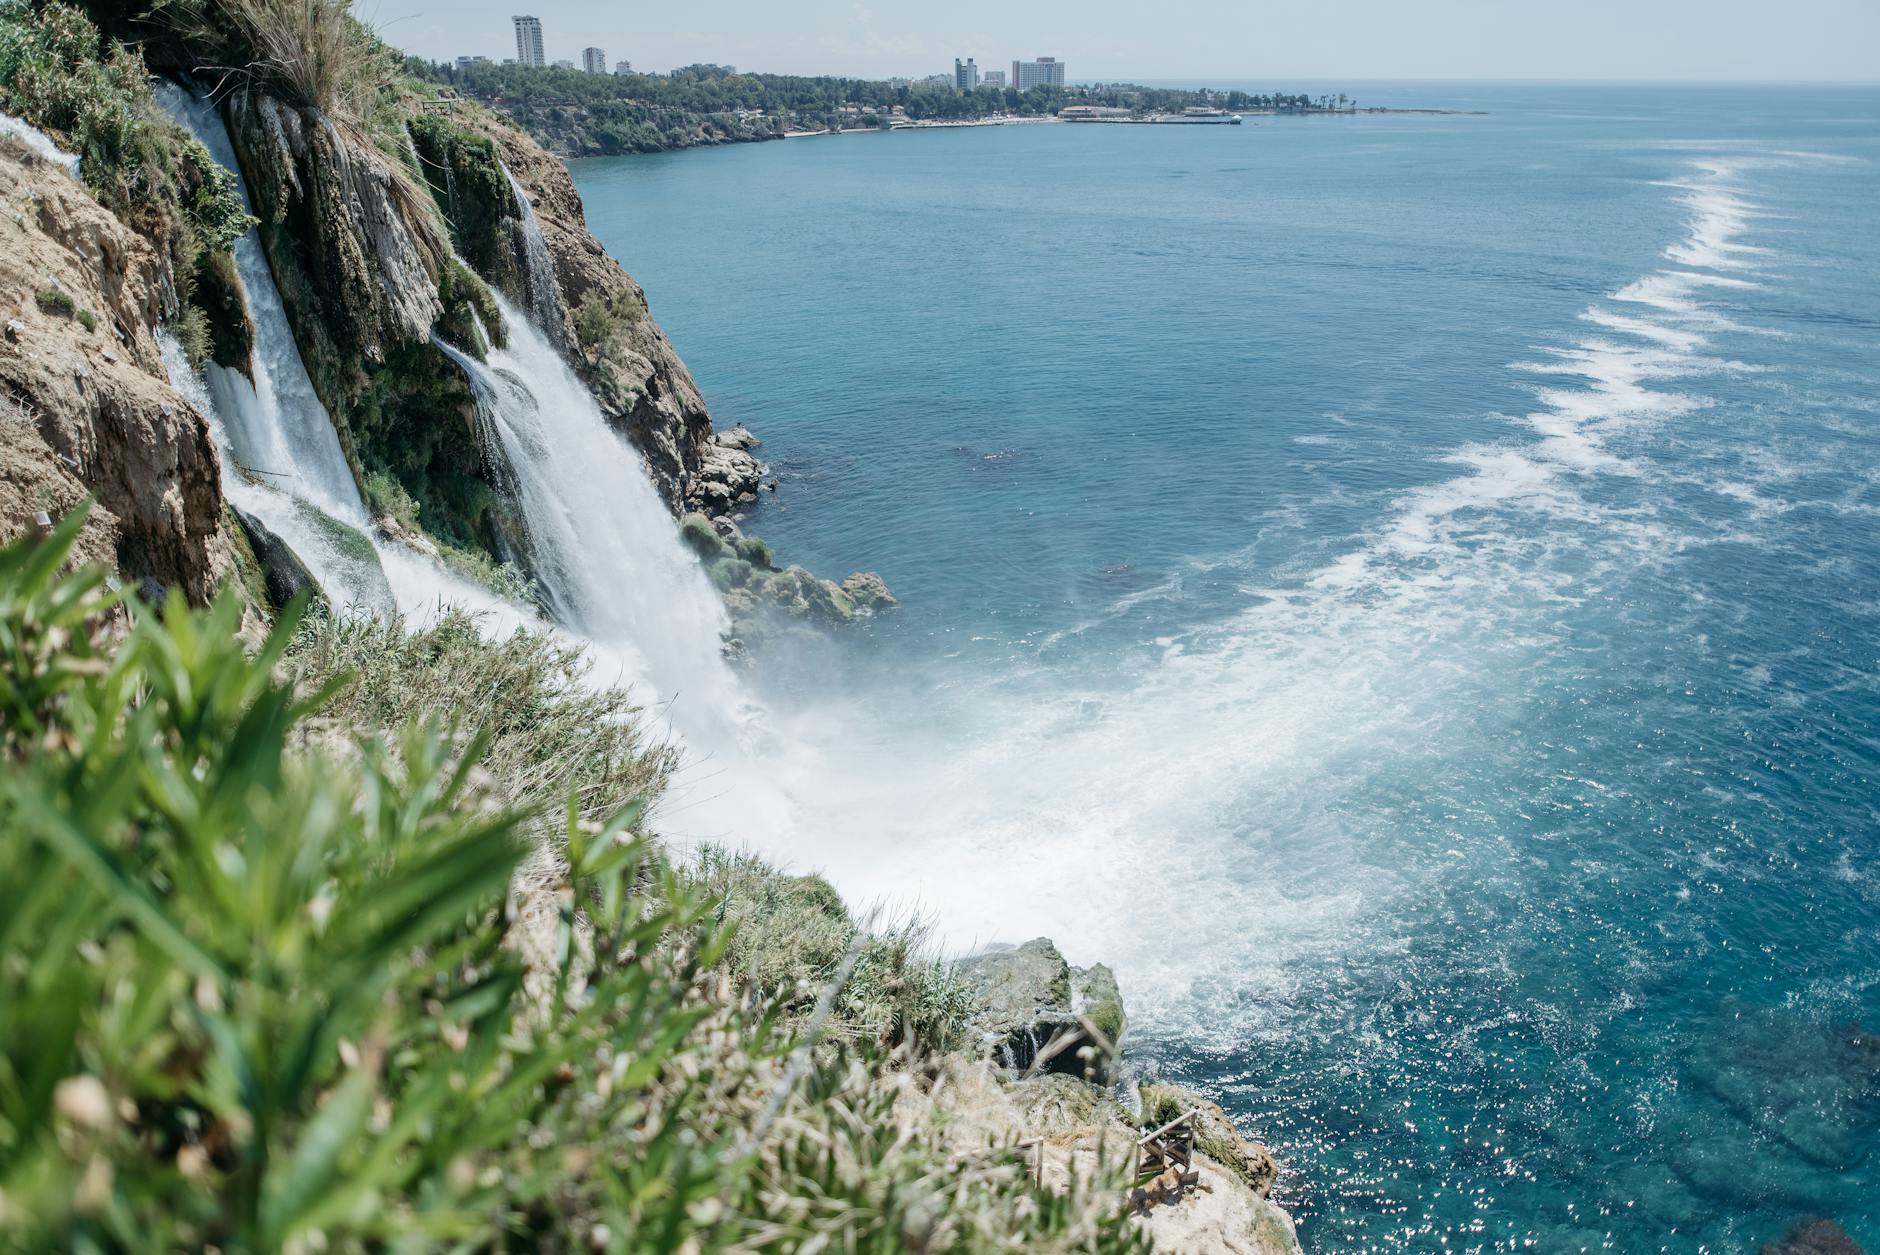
xmin=0 ymin=512 xmax=1148 ymax=1253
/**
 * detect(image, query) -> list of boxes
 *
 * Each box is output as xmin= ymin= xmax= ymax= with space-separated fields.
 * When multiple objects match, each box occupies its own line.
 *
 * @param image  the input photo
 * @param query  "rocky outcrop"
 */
xmin=678 ymin=509 xmax=895 ymax=654
xmin=1139 ymin=1082 xmax=1280 ymax=1199
xmin=0 ymin=139 xmax=230 ymax=603
xmin=896 ymin=1057 xmax=1301 ymax=1255
xmin=227 ymin=94 xmax=444 ymax=379
xmin=960 ymin=937 xmax=1127 ymax=1085
xmin=694 ymin=423 xmax=770 ymax=514
xmin=229 ymin=503 xmax=318 ymax=613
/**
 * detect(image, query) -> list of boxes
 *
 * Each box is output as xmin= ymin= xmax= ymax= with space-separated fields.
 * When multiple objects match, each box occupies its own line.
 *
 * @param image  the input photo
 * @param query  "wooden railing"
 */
xmin=1135 ymin=1107 xmax=1201 ymax=1182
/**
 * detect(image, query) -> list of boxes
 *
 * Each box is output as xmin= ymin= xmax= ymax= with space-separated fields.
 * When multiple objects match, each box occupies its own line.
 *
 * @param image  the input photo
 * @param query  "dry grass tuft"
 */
xmin=158 ymin=0 xmax=398 ymax=120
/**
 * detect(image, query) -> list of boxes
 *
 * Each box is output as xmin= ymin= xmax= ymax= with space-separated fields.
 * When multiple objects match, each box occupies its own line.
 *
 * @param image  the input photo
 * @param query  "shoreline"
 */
xmin=657 ymin=105 xmax=1489 ymax=153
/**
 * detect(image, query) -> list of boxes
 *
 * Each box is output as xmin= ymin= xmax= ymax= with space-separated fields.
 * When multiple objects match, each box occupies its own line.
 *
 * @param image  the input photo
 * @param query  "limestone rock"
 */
xmin=717 ymin=422 xmax=760 ymax=450
xmin=1129 ymin=1150 xmax=1302 ymax=1255
xmin=764 ymin=565 xmax=855 ymax=626
xmin=693 ymin=435 xmax=769 ymax=516
xmin=0 ymin=140 xmax=230 ymax=603
xmin=840 ymin=570 xmax=897 ymax=611
xmin=903 ymin=1059 xmax=1301 ymax=1255
xmin=1139 ymin=1082 xmax=1280 ymax=1198
xmin=228 ymin=93 xmax=444 ymax=362
xmin=959 ymin=938 xmax=1126 ymax=1084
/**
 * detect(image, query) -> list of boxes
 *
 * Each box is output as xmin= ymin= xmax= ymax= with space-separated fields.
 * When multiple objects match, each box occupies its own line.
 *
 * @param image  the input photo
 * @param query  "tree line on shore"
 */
xmin=411 ymin=59 xmax=1352 ymax=156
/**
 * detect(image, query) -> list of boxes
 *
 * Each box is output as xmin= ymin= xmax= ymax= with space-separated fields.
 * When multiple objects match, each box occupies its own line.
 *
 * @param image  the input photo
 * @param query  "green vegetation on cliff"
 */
xmin=0 ymin=517 xmax=1149 ymax=1252
xmin=0 ymin=0 xmax=253 ymax=365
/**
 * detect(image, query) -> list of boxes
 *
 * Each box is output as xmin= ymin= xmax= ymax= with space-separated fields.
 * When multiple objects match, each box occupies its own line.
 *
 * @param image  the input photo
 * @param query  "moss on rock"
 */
xmin=678 ymin=510 xmax=730 ymax=562
xmin=190 ymin=246 xmax=254 ymax=371
xmin=408 ymin=110 xmax=519 ymax=289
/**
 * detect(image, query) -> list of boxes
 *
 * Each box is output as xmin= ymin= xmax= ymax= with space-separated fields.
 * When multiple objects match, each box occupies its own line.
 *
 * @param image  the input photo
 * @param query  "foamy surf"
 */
xmin=751 ymin=150 xmax=1794 ymax=1030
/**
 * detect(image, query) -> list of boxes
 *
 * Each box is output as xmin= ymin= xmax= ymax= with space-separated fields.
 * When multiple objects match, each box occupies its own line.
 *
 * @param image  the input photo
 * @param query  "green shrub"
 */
xmin=33 ymin=287 xmax=75 ymax=317
xmin=0 ymin=0 xmax=246 ymax=246
xmin=173 ymin=303 xmax=213 ymax=365
xmin=0 ymin=0 xmax=253 ymax=366
xmin=678 ymin=510 xmax=731 ymax=561
xmin=363 ymin=466 xmax=421 ymax=530
xmin=409 ymin=112 xmax=515 ymax=286
xmin=0 ymin=514 xmax=1150 ymax=1253
xmin=74 ymin=306 xmax=94 ymax=331
xmin=572 ymin=290 xmax=631 ymax=365
xmin=737 ymin=535 xmax=776 ymax=570
xmin=157 ymin=0 xmax=400 ymax=121
xmin=177 ymin=136 xmax=255 ymax=251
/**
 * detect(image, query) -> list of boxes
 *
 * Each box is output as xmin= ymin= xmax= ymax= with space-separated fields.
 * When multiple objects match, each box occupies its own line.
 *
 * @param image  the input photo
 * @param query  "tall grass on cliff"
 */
xmin=0 ymin=0 xmax=251 ymax=258
xmin=0 ymin=513 xmax=1148 ymax=1253
xmin=155 ymin=0 xmax=450 ymax=274
xmin=153 ymin=0 xmax=394 ymax=121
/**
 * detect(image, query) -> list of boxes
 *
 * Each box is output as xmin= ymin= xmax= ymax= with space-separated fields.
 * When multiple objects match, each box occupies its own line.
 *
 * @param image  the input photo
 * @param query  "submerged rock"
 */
xmin=1761 ymin=1220 xmax=1864 ymax=1255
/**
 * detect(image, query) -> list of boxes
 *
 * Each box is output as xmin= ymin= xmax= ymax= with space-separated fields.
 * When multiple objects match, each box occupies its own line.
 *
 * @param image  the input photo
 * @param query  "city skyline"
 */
xmin=394 ymin=0 xmax=1880 ymax=82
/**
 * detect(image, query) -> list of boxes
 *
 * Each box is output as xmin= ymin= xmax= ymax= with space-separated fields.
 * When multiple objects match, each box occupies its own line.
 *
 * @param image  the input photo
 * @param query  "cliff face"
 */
xmin=0 ymin=138 xmax=230 ymax=603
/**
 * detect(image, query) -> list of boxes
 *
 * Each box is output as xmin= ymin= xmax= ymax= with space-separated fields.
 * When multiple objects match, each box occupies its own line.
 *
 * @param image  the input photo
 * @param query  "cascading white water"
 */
xmin=153 ymin=81 xmax=412 ymax=612
xmin=0 ymin=111 xmax=80 ymax=174
xmin=156 ymin=80 xmax=523 ymax=628
xmin=155 ymin=83 xmax=365 ymax=524
xmin=158 ymin=79 xmax=782 ymax=838
xmin=434 ymin=294 xmax=759 ymax=759
xmin=503 ymin=168 xmax=569 ymax=349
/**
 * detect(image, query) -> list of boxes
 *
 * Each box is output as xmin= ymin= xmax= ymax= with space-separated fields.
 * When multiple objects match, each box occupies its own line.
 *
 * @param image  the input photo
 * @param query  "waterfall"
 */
xmin=155 ymin=83 xmax=365 ymax=524
xmin=503 ymin=168 xmax=569 ymax=350
xmin=434 ymin=293 xmax=754 ymax=751
xmin=158 ymin=79 xmax=779 ymax=835
xmin=155 ymin=81 xmax=514 ymax=629
xmin=154 ymin=81 xmax=407 ymax=611
xmin=0 ymin=111 xmax=80 ymax=174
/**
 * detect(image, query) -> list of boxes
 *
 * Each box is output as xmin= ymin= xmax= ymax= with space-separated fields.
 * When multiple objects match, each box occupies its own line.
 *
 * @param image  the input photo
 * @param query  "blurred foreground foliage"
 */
xmin=0 ymin=510 xmax=1145 ymax=1253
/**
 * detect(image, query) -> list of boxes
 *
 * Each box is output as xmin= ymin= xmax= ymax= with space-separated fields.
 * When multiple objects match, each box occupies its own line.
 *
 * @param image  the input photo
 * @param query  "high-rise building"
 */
xmin=581 ymin=46 xmax=606 ymax=74
xmin=953 ymin=57 xmax=979 ymax=92
xmin=614 ymin=59 xmax=634 ymax=75
xmin=455 ymin=54 xmax=491 ymax=70
xmin=511 ymin=15 xmax=545 ymax=68
xmin=1010 ymin=56 xmax=1065 ymax=91
xmin=982 ymin=68 xmax=1006 ymax=89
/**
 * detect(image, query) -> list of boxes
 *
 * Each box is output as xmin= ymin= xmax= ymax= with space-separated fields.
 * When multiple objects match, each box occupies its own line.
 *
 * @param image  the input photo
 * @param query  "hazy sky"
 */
xmin=381 ymin=0 xmax=1880 ymax=83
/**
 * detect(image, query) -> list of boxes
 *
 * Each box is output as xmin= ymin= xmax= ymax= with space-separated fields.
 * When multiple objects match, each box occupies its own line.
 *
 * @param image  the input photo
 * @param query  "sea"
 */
xmin=569 ymin=83 xmax=1880 ymax=1252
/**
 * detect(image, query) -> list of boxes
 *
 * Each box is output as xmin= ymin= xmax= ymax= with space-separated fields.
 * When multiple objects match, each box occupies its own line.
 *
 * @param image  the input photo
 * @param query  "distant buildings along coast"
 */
xmin=510 ymin=15 xmax=544 ymax=67
xmin=484 ymin=25 xmax=1073 ymax=96
xmin=1010 ymin=57 xmax=1065 ymax=91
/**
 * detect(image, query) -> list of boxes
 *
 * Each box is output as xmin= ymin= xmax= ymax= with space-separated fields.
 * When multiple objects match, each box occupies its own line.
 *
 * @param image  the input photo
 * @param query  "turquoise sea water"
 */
xmin=573 ymin=84 xmax=1880 ymax=1251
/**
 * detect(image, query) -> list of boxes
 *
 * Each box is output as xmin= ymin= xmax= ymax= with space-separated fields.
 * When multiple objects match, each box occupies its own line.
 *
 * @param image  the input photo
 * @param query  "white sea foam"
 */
xmin=735 ymin=150 xmax=1796 ymax=1034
